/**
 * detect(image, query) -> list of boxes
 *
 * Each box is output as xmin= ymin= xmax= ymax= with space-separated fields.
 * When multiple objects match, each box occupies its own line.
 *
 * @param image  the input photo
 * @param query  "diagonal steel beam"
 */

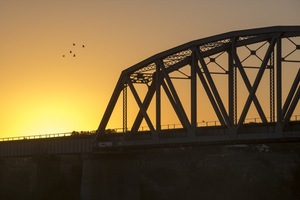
xmin=237 ymin=36 xmax=277 ymax=128
xmin=96 ymin=73 xmax=125 ymax=138
xmin=233 ymin=47 xmax=268 ymax=123
xmin=283 ymin=85 xmax=300 ymax=127
xmin=126 ymin=77 xmax=155 ymax=134
xmin=282 ymin=69 xmax=300 ymax=118
xmin=195 ymin=48 xmax=231 ymax=127
xmin=157 ymin=60 xmax=191 ymax=131
xmin=131 ymin=58 xmax=192 ymax=132
xmin=194 ymin=57 xmax=226 ymax=126
xmin=131 ymin=78 xmax=157 ymax=132
xmin=160 ymin=80 xmax=191 ymax=131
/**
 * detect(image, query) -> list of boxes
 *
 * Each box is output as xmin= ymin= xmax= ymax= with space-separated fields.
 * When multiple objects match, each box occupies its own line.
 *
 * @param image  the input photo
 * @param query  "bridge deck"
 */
xmin=96 ymin=121 xmax=300 ymax=149
xmin=0 ymin=122 xmax=299 ymax=157
xmin=0 ymin=136 xmax=93 ymax=157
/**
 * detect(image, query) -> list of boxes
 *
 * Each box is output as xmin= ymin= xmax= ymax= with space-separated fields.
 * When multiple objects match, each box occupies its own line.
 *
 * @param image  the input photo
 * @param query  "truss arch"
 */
xmin=96 ymin=26 xmax=300 ymax=141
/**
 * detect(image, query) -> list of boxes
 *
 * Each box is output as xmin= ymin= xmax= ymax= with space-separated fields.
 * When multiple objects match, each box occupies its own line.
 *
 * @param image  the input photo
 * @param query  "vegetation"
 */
xmin=70 ymin=131 xmax=96 ymax=137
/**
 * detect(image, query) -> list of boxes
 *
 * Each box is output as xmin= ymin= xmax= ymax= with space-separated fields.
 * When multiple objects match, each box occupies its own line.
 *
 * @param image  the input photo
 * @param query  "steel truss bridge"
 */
xmin=95 ymin=26 xmax=300 ymax=148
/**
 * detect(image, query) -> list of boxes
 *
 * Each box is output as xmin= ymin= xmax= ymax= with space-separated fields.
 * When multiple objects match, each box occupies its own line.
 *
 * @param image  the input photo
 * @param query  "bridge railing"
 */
xmin=0 ymin=132 xmax=72 ymax=142
xmin=103 ymin=115 xmax=300 ymax=133
xmin=112 ymin=115 xmax=300 ymax=133
xmin=0 ymin=130 xmax=96 ymax=142
xmin=105 ymin=120 xmax=223 ymax=133
xmin=1 ymin=115 xmax=299 ymax=142
xmin=244 ymin=115 xmax=300 ymax=124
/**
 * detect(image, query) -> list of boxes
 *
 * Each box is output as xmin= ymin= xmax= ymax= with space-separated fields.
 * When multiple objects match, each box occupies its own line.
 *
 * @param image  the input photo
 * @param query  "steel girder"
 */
xmin=95 ymin=26 xmax=300 ymax=141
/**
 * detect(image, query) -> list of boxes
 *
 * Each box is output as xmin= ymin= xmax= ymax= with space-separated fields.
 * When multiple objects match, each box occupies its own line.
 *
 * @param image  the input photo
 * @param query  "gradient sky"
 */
xmin=1 ymin=0 xmax=299 ymax=138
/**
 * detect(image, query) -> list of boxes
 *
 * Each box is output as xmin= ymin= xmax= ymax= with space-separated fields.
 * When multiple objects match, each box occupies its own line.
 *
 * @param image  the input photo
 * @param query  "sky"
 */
xmin=0 ymin=0 xmax=299 ymax=138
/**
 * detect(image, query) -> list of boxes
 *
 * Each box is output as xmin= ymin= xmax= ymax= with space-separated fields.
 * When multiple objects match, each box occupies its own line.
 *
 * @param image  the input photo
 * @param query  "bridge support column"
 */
xmin=276 ymin=36 xmax=283 ymax=135
xmin=80 ymin=153 xmax=139 ymax=200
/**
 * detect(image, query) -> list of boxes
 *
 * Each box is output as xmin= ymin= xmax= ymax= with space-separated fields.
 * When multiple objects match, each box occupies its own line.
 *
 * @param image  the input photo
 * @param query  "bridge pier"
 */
xmin=0 ymin=141 xmax=300 ymax=199
xmin=0 ymin=155 xmax=82 ymax=200
xmin=80 ymin=153 xmax=140 ymax=200
xmin=32 ymin=155 xmax=83 ymax=199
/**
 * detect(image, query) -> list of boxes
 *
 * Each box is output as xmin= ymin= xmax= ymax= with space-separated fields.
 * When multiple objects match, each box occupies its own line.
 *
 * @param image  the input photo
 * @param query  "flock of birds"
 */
xmin=62 ymin=43 xmax=85 ymax=58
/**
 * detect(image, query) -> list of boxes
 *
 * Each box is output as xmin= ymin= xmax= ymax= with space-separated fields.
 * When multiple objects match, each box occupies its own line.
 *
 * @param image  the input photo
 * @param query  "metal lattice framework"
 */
xmin=95 ymin=26 xmax=300 ymax=144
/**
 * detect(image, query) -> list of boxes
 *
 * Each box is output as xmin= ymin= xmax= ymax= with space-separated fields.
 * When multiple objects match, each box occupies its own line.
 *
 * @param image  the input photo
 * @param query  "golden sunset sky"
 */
xmin=0 ymin=0 xmax=299 ymax=138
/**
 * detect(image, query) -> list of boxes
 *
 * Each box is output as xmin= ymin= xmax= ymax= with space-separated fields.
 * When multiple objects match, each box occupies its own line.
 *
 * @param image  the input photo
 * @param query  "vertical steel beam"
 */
xmin=156 ymin=65 xmax=161 ymax=131
xmin=270 ymin=51 xmax=275 ymax=122
xmin=123 ymin=83 xmax=128 ymax=133
xmin=228 ymin=40 xmax=235 ymax=125
xmin=191 ymin=51 xmax=197 ymax=132
xmin=276 ymin=35 xmax=282 ymax=125
xmin=233 ymin=56 xmax=237 ymax=125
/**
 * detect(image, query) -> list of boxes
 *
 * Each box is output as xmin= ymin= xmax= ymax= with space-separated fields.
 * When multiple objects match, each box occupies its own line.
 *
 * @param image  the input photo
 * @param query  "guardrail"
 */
xmin=1 ymin=115 xmax=299 ymax=142
xmin=98 ymin=115 xmax=300 ymax=133
xmin=0 ymin=131 xmax=96 ymax=142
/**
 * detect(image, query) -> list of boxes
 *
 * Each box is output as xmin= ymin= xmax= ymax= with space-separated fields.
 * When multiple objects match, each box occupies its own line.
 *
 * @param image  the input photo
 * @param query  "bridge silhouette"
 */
xmin=95 ymin=26 xmax=300 ymax=148
xmin=0 ymin=26 xmax=300 ymax=156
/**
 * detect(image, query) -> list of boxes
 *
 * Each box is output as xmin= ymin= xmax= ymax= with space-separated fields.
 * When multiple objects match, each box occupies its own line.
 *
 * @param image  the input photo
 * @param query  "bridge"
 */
xmin=0 ymin=26 xmax=300 ymax=200
xmin=95 ymin=26 xmax=300 ymax=148
xmin=0 ymin=26 xmax=300 ymax=156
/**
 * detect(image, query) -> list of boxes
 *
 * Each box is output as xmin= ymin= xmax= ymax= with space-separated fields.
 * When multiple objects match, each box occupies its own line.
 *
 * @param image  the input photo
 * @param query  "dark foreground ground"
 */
xmin=0 ymin=142 xmax=299 ymax=200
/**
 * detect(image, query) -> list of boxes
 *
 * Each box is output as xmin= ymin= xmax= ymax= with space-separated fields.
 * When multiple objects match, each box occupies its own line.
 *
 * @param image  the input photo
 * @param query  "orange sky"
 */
xmin=0 ymin=0 xmax=300 ymax=138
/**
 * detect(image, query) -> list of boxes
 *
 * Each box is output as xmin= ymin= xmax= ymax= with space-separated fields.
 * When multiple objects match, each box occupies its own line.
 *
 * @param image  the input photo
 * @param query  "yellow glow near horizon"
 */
xmin=0 ymin=0 xmax=300 ymax=138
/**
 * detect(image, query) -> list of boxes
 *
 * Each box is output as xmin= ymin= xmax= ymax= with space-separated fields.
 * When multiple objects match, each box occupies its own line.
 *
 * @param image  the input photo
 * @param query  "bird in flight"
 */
xmin=62 ymin=43 xmax=85 ymax=58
